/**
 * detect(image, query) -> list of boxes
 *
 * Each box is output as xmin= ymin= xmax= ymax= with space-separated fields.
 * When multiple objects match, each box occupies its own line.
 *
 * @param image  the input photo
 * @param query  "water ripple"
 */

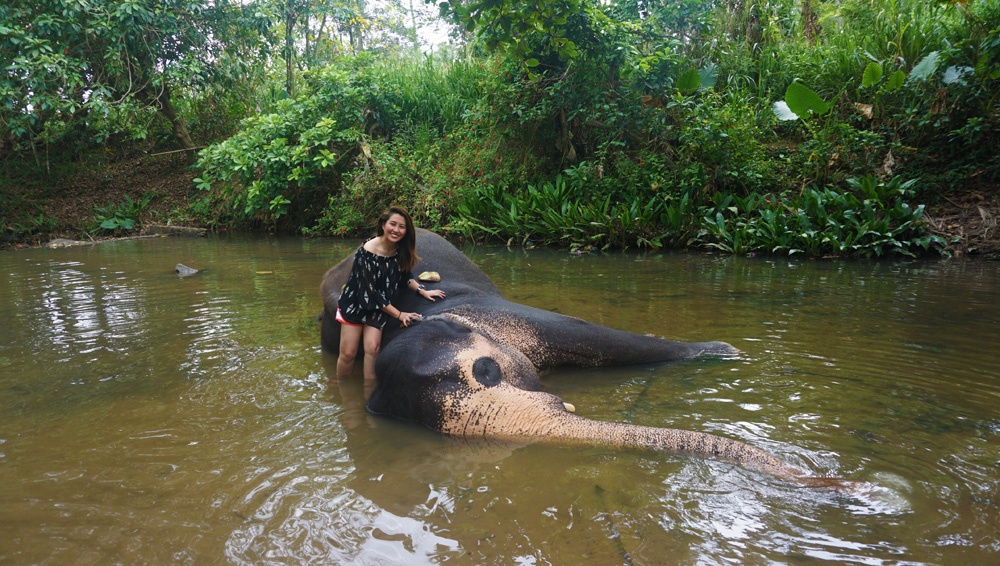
xmin=3 ymin=241 xmax=999 ymax=564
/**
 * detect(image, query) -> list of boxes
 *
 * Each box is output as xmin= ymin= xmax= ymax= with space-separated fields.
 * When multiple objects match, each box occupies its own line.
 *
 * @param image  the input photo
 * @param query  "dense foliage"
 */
xmin=1 ymin=0 xmax=275 ymax=161
xmin=4 ymin=0 xmax=999 ymax=256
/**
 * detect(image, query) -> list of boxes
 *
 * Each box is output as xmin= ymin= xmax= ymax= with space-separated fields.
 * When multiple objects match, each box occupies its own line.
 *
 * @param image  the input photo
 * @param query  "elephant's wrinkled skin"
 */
xmin=320 ymin=229 xmax=833 ymax=484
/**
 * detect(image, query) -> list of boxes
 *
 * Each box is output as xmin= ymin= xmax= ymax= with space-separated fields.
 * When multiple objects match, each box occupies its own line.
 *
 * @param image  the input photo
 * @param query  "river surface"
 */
xmin=0 ymin=235 xmax=997 ymax=565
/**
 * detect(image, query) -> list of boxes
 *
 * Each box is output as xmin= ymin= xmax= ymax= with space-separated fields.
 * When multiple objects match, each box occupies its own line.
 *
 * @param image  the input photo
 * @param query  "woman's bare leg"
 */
xmin=361 ymin=325 xmax=383 ymax=383
xmin=337 ymin=323 xmax=363 ymax=378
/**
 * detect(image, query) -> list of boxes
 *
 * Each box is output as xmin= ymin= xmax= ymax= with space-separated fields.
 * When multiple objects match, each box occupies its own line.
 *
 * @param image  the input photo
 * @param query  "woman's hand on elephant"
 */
xmin=398 ymin=311 xmax=421 ymax=327
xmin=422 ymin=288 xmax=446 ymax=302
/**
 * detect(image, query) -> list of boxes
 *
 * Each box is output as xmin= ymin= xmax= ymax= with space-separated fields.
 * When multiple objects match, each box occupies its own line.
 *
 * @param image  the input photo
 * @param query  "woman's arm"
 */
xmin=406 ymin=278 xmax=446 ymax=302
xmin=384 ymin=279 xmax=446 ymax=327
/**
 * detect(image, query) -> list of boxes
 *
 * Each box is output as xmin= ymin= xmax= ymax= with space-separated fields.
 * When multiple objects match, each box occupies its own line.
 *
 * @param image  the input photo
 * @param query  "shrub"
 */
xmin=694 ymin=175 xmax=947 ymax=257
xmin=91 ymin=193 xmax=154 ymax=237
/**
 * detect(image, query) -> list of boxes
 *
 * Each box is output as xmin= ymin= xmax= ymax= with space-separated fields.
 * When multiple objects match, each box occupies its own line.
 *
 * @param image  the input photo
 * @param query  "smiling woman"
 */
xmin=333 ymin=206 xmax=446 ymax=381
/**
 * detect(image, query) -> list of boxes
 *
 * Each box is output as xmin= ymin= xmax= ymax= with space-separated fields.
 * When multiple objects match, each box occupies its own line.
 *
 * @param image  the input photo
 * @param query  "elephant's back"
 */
xmin=413 ymin=229 xmax=501 ymax=298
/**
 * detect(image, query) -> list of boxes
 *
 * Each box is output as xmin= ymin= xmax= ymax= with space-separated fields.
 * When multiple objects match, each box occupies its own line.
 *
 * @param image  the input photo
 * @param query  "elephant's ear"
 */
xmin=367 ymin=349 xmax=423 ymax=422
xmin=368 ymin=319 xmax=473 ymax=425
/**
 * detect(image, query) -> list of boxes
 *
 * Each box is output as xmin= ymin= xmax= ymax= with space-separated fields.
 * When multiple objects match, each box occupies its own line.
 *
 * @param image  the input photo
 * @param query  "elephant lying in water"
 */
xmin=320 ymin=229 xmax=840 ymax=486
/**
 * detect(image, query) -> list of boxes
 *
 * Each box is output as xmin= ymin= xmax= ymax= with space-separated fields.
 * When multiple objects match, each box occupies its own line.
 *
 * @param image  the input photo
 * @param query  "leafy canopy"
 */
xmin=1 ymin=0 xmax=272 ymax=150
xmin=433 ymin=0 xmax=586 ymax=61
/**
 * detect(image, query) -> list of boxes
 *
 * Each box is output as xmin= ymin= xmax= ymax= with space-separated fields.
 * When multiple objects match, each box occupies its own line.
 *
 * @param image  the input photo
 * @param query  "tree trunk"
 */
xmin=802 ymin=0 xmax=820 ymax=44
xmin=285 ymin=11 xmax=296 ymax=96
xmin=150 ymin=82 xmax=196 ymax=162
xmin=556 ymin=110 xmax=577 ymax=164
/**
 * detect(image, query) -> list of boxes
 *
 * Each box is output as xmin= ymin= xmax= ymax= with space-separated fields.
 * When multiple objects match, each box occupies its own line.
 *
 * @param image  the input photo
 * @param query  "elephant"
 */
xmin=320 ymin=229 xmax=842 ymax=486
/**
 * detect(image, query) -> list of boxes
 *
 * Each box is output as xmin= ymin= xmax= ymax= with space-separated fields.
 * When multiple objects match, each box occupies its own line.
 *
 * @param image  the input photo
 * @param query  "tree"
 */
xmin=433 ymin=0 xmax=586 ymax=61
xmin=272 ymin=0 xmax=428 ymax=96
xmin=0 ymin=0 xmax=273 ymax=163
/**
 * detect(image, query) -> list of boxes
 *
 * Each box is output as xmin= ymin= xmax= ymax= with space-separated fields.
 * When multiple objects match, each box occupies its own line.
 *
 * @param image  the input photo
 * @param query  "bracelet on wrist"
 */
xmin=415 ymin=284 xmax=425 ymax=296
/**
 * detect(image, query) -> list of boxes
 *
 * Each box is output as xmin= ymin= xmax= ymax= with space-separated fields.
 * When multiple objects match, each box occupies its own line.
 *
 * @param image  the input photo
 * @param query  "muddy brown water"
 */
xmin=1 ymin=236 xmax=998 ymax=564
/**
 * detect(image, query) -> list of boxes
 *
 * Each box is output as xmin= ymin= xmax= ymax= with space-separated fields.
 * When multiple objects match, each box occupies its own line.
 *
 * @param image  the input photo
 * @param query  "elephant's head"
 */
xmin=367 ymin=316 xmax=840 ymax=485
xmin=368 ymin=315 xmax=562 ymax=437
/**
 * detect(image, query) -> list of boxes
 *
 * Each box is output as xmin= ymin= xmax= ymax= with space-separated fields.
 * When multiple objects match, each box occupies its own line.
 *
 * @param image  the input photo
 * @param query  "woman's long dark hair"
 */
xmin=376 ymin=206 xmax=420 ymax=272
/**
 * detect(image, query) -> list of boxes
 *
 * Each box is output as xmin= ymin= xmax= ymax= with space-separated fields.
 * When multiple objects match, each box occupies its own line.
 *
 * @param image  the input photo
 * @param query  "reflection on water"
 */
xmin=1 ymin=237 xmax=998 ymax=564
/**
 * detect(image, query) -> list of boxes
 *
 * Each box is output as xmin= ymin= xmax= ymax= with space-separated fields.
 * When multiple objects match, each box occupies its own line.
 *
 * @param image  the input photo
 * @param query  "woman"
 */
xmin=335 ymin=206 xmax=445 ymax=381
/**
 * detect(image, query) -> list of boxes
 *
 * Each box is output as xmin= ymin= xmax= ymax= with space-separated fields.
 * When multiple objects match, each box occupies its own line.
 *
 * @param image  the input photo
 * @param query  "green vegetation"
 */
xmin=4 ymin=0 xmax=998 ymax=256
xmin=453 ymin=173 xmax=940 ymax=257
xmin=1 ymin=192 xmax=56 ymax=240
xmin=91 ymin=192 xmax=154 ymax=237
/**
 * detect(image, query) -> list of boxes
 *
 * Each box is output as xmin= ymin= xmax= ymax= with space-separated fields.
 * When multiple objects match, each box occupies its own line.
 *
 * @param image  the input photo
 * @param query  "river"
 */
xmin=1 ymin=235 xmax=997 ymax=564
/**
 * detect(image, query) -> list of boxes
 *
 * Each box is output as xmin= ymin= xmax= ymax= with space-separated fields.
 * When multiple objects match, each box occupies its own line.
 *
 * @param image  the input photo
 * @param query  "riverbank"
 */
xmin=3 ymin=152 xmax=199 ymax=250
xmin=924 ymin=179 xmax=1000 ymax=258
xmin=3 ymin=153 xmax=998 ymax=258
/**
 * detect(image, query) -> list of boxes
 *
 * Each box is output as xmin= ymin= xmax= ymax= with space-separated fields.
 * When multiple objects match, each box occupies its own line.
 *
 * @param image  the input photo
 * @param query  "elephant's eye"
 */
xmin=471 ymin=357 xmax=502 ymax=387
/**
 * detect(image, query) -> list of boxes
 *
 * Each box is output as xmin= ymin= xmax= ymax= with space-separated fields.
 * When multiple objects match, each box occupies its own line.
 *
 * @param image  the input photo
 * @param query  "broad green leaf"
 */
xmin=942 ymin=65 xmax=973 ymax=85
xmin=862 ymin=62 xmax=883 ymax=88
xmin=784 ymin=82 xmax=830 ymax=117
xmin=884 ymin=70 xmax=905 ymax=91
xmin=676 ymin=68 xmax=701 ymax=94
xmin=908 ymin=51 xmax=940 ymax=84
xmin=698 ymin=63 xmax=719 ymax=90
xmin=525 ymin=58 xmax=540 ymax=67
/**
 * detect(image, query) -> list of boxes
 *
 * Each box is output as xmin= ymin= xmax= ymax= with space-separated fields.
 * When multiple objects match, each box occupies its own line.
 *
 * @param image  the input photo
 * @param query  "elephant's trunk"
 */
xmin=566 ymin=417 xmax=850 ymax=488
xmin=548 ymin=414 xmax=804 ymax=479
xmin=444 ymin=388 xmax=843 ymax=487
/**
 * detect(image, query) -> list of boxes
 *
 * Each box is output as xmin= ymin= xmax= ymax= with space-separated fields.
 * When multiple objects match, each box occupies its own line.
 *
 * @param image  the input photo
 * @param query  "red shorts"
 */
xmin=335 ymin=307 xmax=362 ymax=327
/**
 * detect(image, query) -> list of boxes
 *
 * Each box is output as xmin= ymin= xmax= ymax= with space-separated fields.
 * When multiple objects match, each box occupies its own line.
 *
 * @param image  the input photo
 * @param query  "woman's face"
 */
xmin=382 ymin=213 xmax=408 ymax=244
